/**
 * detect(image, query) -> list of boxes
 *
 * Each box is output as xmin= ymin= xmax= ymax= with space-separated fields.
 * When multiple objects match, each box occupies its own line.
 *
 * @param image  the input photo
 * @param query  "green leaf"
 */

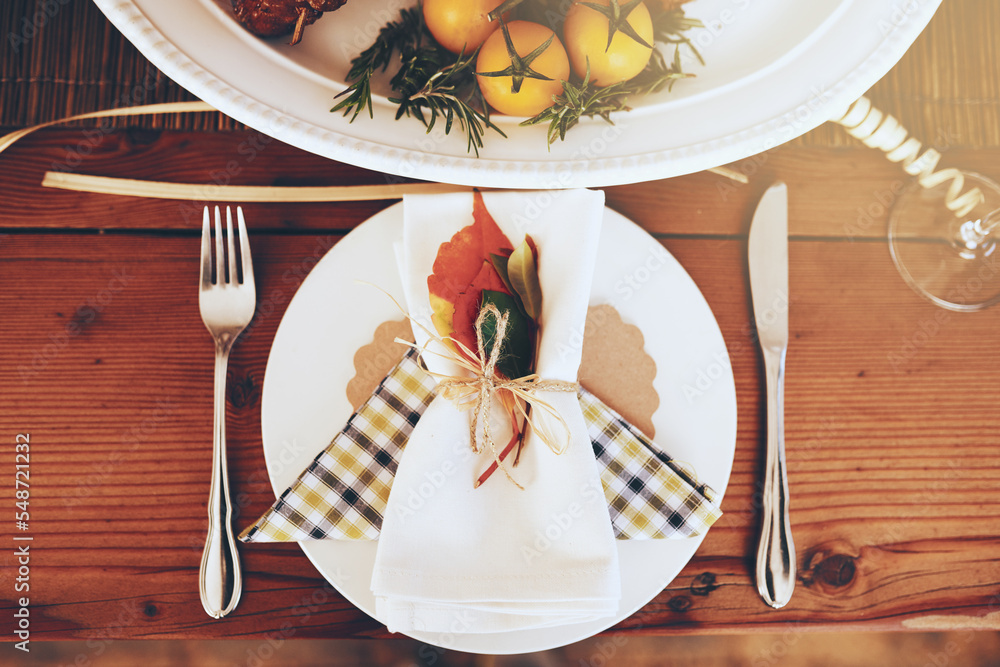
xmin=489 ymin=251 xmax=515 ymax=293
xmin=480 ymin=290 xmax=535 ymax=380
xmin=507 ymin=238 xmax=542 ymax=321
xmin=490 ymin=250 xmax=534 ymax=318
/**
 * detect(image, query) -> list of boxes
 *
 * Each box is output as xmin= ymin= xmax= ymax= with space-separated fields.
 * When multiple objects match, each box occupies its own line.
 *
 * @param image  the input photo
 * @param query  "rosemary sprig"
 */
xmin=332 ymin=5 xmax=505 ymax=155
xmin=330 ymin=7 xmax=426 ymax=121
xmin=649 ymin=5 xmax=705 ymax=66
xmin=521 ymin=51 xmax=690 ymax=146
xmin=392 ymin=50 xmax=508 ymax=156
xmin=629 ymin=43 xmax=691 ymax=95
xmin=520 ymin=67 xmax=624 ymax=146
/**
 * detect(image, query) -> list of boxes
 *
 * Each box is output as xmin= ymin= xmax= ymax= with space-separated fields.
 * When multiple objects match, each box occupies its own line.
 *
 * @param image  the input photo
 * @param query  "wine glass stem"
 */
xmin=979 ymin=208 xmax=1000 ymax=236
xmin=956 ymin=207 xmax=1000 ymax=257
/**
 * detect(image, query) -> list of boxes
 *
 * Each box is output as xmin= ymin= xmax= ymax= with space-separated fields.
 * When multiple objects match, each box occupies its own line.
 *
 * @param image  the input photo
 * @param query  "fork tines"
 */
xmin=200 ymin=206 xmax=254 ymax=289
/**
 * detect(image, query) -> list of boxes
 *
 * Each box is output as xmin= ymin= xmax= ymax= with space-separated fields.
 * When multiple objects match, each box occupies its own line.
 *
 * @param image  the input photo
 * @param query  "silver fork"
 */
xmin=198 ymin=206 xmax=255 ymax=619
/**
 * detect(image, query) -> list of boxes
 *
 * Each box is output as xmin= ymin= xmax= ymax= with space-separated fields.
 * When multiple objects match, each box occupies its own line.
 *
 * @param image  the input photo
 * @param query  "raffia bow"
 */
xmin=398 ymin=302 xmax=578 ymax=488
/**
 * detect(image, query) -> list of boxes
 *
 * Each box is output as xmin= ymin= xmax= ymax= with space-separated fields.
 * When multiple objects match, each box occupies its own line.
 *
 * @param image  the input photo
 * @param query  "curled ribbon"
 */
xmin=396 ymin=302 xmax=578 ymax=488
xmin=834 ymin=96 xmax=985 ymax=218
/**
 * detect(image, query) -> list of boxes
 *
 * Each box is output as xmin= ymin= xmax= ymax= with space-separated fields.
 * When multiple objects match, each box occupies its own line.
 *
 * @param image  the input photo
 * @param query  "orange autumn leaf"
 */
xmin=427 ymin=190 xmax=513 ymax=346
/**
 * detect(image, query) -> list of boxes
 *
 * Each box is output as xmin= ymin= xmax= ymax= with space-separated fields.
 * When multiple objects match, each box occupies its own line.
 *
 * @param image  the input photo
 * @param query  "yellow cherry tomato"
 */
xmin=563 ymin=0 xmax=654 ymax=86
xmin=422 ymin=0 xmax=506 ymax=55
xmin=476 ymin=21 xmax=569 ymax=117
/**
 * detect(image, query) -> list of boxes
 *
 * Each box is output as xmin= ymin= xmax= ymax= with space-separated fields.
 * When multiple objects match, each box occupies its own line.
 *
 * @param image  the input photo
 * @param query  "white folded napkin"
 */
xmin=371 ymin=189 xmax=620 ymax=634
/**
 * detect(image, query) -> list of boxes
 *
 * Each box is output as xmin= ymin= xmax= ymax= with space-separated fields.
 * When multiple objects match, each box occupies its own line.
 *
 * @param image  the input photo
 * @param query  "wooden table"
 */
xmin=2 ymin=3 xmax=999 ymax=648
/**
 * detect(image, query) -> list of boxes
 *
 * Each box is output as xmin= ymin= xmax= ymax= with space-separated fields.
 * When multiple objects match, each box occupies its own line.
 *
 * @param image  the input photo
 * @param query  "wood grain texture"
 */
xmin=2 ymin=128 xmax=999 ymax=239
xmin=1 ymin=227 xmax=998 ymax=639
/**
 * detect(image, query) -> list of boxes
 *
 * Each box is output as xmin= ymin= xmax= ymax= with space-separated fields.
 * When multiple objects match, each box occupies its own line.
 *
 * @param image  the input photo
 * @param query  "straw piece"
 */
xmin=707 ymin=166 xmax=749 ymax=184
xmin=41 ymin=172 xmax=472 ymax=202
xmin=0 ymin=101 xmax=216 ymax=156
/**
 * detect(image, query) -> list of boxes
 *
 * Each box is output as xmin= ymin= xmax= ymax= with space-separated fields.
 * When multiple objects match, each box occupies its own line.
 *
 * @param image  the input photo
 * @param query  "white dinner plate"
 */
xmin=259 ymin=201 xmax=737 ymax=653
xmin=94 ymin=0 xmax=940 ymax=188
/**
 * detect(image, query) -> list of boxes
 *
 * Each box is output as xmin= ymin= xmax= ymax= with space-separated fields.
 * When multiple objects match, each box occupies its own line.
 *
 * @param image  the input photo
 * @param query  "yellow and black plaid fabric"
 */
xmin=579 ymin=390 xmax=722 ymax=539
xmin=241 ymin=347 xmax=721 ymax=543
xmin=240 ymin=351 xmax=435 ymax=542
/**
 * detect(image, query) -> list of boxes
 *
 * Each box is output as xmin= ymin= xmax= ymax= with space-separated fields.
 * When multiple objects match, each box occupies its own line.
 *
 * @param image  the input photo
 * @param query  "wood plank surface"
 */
xmin=1 ymin=224 xmax=998 ymax=639
xmin=2 ymin=0 xmax=1000 ymax=651
xmin=3 ymin=128 xmax=999 ymax=239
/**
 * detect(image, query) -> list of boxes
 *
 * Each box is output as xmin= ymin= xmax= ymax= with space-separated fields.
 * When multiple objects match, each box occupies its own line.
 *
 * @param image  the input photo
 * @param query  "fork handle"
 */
xmin=199 ymin=343 xmax=243 ymax=619
xmin=755 ymin=345 xmax=796 ymax=608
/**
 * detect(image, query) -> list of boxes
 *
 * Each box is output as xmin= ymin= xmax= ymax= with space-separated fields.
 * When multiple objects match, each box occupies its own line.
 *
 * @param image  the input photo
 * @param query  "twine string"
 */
xmin=393 ymin=301 xmax=578 ymax=488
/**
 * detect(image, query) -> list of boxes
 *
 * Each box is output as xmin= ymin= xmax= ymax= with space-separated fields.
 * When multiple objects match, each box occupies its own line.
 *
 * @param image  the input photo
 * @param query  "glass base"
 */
xmin=888 ymin=171 xmax=1000 ymax=312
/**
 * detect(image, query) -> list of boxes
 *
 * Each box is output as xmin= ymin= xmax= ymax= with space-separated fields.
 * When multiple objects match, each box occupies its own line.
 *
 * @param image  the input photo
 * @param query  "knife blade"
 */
xmin=748 ymin=181 xmax=796 ymax=609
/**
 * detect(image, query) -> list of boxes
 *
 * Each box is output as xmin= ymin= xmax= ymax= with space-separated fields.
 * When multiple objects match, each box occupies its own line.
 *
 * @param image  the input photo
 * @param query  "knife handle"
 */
xmin=755 ymin=345 xmax=796 ymax=608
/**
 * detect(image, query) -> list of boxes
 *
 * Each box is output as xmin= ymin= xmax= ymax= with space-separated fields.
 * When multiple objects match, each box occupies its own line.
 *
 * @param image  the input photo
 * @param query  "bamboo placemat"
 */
xmin=0 ymin=0 xmax=236 ymax=131
xmin=1 ymin=0 xmax=998 ymax=147
xmin=801 ymin=0 xmax=1000 ymax=148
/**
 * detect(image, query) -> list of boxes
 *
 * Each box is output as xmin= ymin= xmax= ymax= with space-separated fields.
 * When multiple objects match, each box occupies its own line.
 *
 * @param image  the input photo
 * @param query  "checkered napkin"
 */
xmin=241 ymin=347 xmax=721 ymax=544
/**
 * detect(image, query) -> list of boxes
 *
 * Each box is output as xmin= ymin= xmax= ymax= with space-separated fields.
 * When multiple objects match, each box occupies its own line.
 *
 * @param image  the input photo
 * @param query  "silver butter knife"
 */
xmin=748 ymin=181 xmax=796 ymax=609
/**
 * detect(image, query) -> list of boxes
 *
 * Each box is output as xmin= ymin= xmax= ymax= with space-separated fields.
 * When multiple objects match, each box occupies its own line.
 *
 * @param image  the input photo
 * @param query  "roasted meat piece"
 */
xmin=232 ymin=0 xmax=348 ymax=44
